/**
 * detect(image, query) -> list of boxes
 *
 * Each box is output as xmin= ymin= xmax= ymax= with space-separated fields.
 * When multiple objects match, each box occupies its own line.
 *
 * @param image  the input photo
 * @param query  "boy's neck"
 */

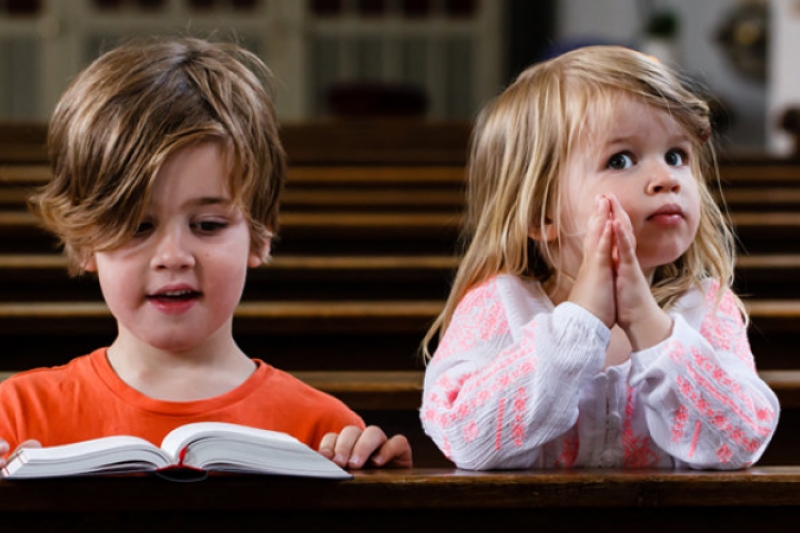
xmin=106 ymin=333 xmax=257 ymax=402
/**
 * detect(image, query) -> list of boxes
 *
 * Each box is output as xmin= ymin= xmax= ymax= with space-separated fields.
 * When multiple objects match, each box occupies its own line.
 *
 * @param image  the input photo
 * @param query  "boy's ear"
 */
xmin=82 ymin=254 xmax=98 ymax=273
xmin=528 ymin=218 xmax=557 ymax=243
xmin=248 ymin=237 xmax=271 ymax=268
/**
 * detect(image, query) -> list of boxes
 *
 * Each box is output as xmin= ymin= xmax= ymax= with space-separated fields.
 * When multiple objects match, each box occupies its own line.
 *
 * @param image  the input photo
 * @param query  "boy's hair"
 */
xmin=30 ymin=36 xmax=286 ymax=275
xmin=423 ymin=45 xmax=739 ymax=359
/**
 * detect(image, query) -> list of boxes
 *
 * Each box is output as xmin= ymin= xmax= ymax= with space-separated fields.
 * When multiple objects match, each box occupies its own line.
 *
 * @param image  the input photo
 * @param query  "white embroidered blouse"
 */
xmin=420 ymin=275 xmax=779 ymax=470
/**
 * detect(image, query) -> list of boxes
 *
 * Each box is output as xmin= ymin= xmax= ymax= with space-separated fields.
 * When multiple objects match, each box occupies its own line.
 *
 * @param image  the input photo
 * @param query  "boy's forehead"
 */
xmin=148 ymin=141 xmax=236 ymax=204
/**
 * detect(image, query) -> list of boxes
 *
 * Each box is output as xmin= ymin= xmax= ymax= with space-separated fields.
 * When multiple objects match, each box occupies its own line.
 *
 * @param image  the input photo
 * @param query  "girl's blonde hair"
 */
xmin=422 ymin=45 xmax=739 ymax=360
xmin=30 ymin=36 xmax=286 ymax=275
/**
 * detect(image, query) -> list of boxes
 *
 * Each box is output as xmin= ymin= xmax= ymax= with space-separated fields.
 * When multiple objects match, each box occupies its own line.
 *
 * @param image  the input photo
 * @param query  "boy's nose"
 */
xmin=151 ymin=229 xmax=195 ymax=270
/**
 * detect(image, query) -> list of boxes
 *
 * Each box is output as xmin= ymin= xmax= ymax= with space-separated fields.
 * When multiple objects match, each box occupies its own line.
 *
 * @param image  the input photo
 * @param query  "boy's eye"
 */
xmin=193 ymin=221 xmax=228 ymax=233
xmin=607 ymin=152 xmax=634 ymax=170
xmin=134 ymin=221 xmax=154 ymax=236
xmin=665 ymin=149 xmax=686 ymax=166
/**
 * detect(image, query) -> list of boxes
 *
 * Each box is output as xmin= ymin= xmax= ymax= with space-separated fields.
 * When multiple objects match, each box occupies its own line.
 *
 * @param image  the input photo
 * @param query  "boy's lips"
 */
xmin=146 ymin=284 xmax=202 ymax=314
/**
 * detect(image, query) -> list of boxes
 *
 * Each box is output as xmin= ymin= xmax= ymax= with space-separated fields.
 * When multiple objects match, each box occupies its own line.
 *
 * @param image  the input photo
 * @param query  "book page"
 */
xmin=160 ymin=422 xmax=352 ymax=479
xmin=160 ymin=421 xmax=300 ymax=457
xmin=2 ymin=436 xmax=173 ymax=478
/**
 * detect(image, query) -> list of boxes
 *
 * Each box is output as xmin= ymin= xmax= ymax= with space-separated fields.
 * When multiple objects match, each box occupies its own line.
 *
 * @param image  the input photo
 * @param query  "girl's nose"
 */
xmin=646 ymin=163 xmax=681 ymax=194
xmin=150 ymin=228 xmax=195 ymax=270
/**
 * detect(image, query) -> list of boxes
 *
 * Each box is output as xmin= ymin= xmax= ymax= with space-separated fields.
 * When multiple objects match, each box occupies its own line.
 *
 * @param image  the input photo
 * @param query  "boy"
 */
xmin=0 ymin=36 xmax=411 ymax=470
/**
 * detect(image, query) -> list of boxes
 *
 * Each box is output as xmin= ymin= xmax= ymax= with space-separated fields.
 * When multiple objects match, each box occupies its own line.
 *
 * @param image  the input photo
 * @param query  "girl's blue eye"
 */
xmin=607 ymin=152 xmax=633 ymax=170
xmin=665 ymin=149 xmax=686 ymax=166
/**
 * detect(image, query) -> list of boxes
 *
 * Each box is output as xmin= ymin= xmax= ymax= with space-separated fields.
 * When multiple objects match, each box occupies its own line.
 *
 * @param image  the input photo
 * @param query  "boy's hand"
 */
xmin=0 ymin=439 xmax=41 ymax=469
xmin=607 ymin=195 xmax=672 ymax=350
xmin=318 ymin=425 xmax=412 ymax=469
xmin=569 ymin=195 xmax=617 ymax=328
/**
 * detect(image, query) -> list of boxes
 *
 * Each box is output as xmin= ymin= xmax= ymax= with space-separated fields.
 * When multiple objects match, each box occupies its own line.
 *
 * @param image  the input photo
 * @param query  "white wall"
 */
xmin=556 ymin=0 xmax=767 ymax=151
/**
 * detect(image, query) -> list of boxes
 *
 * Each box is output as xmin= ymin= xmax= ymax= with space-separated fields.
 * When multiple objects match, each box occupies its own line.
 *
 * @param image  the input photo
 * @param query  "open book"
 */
xmin=0 ymin=421 xmax=352 ymax=480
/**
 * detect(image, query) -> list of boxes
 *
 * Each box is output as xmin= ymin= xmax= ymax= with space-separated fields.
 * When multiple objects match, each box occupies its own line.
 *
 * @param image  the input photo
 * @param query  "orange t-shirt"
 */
xmin=0 ymin=348 xmax=364 ymax=457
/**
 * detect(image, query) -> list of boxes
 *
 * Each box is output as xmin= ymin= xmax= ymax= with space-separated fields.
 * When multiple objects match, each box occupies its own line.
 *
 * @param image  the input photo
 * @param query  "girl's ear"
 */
xmin=528 ymin=218 xmax=557 ymax=243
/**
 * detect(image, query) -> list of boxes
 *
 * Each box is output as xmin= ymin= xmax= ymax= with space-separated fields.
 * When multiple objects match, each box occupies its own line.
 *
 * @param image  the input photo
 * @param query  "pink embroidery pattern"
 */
xmin=435 ymin=278 xmax=510 ymax=361
xmin=511 ymin=387 xmax=528 ymax=447
xmin=671 ymin=405 xmax=689 ymax=443
xmin=554 ymin=430 xmax=579 ymax=468
xmin=717 ymin=443 xmax=733 ymax=463
xmin=422 ymin=302 xmax=538 ymax=452
xmin=623 ymin=386 xmax=660 ymax=468
xmin=669 ymin=347 xmax=775 ymax=460
xmin=661 ymin=282 xmax=776 ymax=462
xmin=494 ymin=399 xmax=504 ymax=450
xmin=699 ymin=282 xmax=755 ymax=371
xmin=689 ymin=420 xmax=702 ymax=458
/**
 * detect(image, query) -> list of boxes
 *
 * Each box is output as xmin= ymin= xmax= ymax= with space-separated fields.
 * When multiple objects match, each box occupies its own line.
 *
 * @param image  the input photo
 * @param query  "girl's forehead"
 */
xmin=576 ymin=97 xmax=685 ymax=148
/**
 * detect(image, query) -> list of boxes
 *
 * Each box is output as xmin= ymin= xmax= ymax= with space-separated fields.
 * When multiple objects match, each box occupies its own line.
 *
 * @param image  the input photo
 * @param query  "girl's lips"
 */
xmin=647 ymin=204 xmax=684 ymax=225
xmin=648 ymin=204 xmax=684 ymax=219
xmin=649 ymin=213 xmax=683 ymax=225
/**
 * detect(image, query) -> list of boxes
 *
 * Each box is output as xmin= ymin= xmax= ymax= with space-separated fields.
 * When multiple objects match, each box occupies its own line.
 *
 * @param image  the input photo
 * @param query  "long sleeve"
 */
xmin=629 ymin=281 xmax=779 ymax=469
xmin=420 ymin=276 xmax=609 ymax=470
xmin=421 ymin=276 xmax=780 ymax=471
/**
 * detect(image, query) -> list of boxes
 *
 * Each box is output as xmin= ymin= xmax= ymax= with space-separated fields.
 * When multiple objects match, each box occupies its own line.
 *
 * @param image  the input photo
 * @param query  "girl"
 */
xmin=419 ymin=45 xmax=779 ymax=470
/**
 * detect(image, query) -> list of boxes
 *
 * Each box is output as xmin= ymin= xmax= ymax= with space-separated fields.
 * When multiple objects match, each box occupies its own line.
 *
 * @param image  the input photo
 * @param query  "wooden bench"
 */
xmin=0 ymin=297 xmax=796 ymax=370
xmin=0 ymin=253 xmax=459 ymax=302
xmin=0 ymin=119 xmax=473 ymax=166
xmin=3 ymin=208 xmax=800 ymax=255
xmin=0 ymin=367 xmax=798 ymax=468
xmin=5 ymin=467 xmax=800 ymax=532
xmin=0 ymin=251 xmax=797 ymax=302
xmin=0 ymin=164 xmax=467 ymax=212
xmin=0 ymin=368 xmax=794 ymax=410
xmin=0 ymin=210 xmax=463 ymax=255
xmin=10 ymin=161 xmax=800 ymax=213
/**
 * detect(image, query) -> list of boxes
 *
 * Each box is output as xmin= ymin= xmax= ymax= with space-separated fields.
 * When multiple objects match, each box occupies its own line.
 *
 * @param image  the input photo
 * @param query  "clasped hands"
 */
xmin=568 ymin=194 xmax=672 ymax=352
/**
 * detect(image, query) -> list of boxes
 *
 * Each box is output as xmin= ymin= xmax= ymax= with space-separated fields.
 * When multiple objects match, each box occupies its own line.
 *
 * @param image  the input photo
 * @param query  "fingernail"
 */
xmin=348 ymin=456 xmax=363 ymax=467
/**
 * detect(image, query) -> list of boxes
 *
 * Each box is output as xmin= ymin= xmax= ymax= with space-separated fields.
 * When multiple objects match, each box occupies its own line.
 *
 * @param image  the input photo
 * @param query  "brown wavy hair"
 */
xmin=29 ymin=36 xmax=286 ymax=275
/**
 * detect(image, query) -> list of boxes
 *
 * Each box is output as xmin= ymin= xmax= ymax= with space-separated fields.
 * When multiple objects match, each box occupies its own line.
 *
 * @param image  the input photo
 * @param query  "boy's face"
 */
xmin=84 ymin=141 xmax=267 ymax=353
xmin=555 ymin=97 xmax=702 ymax=279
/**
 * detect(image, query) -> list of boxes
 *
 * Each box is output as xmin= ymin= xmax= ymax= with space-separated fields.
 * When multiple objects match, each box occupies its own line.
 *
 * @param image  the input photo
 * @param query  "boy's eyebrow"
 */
xmin=183 ymin=196 xmax=234 ymax=208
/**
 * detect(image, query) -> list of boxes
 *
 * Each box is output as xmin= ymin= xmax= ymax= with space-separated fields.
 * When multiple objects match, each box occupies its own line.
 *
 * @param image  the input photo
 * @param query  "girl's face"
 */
xmin=555 ymin=97 xmax=701 ymax=279
xmin=84 ymin=141 xmax=266 ymax=354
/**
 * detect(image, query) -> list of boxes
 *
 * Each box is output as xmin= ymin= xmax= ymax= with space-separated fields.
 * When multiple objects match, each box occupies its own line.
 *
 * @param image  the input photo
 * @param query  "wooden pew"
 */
xmin=0 ymin=253 xmax=458 ymax=302
xmin=4 ymin=468 xmax=800 ymax=532
xmin=4 ymin=208 xmax=800 ymax=255
xmin=0 ymin=164 xmax=468 ymax=213
xmin=0 ymin=119 xmax=472 ymax=166
xmin=0 ymin=122 xmax=47 ymax=164
xmin=2 ymin=123 xmax=800 ymax=471
xmin=0 ymin=251 xmax=796 ymax=303
xmin=1 ymin=367 xmax=798 ymax=467
xmin=0 ymin=297 xmax=797 ymax=371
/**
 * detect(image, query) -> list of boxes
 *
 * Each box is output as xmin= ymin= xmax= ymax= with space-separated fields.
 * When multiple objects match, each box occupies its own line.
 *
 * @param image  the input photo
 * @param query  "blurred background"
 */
xmin=0 ymin=0 xmax=794 ymax=154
